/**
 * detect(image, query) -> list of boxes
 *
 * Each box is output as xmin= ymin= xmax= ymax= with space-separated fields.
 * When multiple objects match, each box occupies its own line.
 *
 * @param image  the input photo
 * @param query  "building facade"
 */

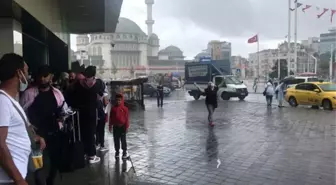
xmin=206 ymin=40 xmax=232 ymax=61
xmin=319 ymin=28 xmax=336 ymax=54
xmin=248 ymin=42 xmax=314 ymax=78
xmin=75 ymin=14 xmax=187 ymax=79
xmin=231 ymin=56 xmax=248 ymax=78
xmin=301 ymin=37 xmax=319 ymax=53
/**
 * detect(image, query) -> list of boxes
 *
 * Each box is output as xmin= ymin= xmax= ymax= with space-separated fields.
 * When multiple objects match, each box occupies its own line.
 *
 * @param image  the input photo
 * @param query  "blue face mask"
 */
xmin=19 ymin=71 xmax=28 ymax=92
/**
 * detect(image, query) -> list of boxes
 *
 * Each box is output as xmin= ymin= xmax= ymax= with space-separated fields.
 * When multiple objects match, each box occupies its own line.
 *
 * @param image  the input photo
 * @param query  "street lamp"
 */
xmin=330 ymin=44 xmax=334 ymax=82
xmin=303 ymin=51 xmax=317 ymax=74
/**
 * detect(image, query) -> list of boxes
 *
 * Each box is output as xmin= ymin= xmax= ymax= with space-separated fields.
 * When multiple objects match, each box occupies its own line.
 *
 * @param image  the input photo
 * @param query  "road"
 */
xmin=29 ymin=90 xmax=336 ymax=185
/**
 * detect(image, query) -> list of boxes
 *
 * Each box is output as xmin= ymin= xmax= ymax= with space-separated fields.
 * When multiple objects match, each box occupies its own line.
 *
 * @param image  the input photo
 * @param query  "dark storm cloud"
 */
xmin=154 ymin=0 xmax=336 ymax=40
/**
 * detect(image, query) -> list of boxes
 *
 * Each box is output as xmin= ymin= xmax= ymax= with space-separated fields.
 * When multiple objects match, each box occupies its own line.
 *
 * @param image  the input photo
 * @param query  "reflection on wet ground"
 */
xmin=28 ymin=90 xmax=335 ymax=185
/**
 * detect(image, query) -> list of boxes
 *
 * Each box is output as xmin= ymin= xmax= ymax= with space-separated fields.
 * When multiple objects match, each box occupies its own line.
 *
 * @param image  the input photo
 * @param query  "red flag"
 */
xmin=317 ymin=8 xmax=329 ymax=19
xmin=302 ymin=5 xmax=312 ymax=12
xmin=331 ymin=9 xmax=336 ymax=23
xmin=247 ymin=35 xmax=258 ymax=44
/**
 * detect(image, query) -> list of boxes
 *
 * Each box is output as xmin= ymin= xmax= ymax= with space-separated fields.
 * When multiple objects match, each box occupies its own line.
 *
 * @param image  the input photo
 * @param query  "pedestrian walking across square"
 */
xmin=109 ymin=94 xmax=130 ymax=160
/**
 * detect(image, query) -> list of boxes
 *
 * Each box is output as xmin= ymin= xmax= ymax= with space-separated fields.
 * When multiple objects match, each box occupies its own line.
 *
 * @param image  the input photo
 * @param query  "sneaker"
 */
xmin=96 ymin=145 xmax=100 ymax=150
xmin=99 ymin=147 xmax=109 ymax=152
xmin=122 ymin=152 xmax=129 ymax=159
xmin=89 ymin=156 xmax=101 ymax=164
xmin=115 ymin=152 xmax=120 ymax=159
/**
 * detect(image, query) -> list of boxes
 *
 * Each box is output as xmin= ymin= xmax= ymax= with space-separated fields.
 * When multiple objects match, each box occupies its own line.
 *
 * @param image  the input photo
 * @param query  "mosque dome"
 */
xmin=115 ymin=17 xmax=146 ymax=35
xmin=149 ymin=33 xmax=159 ymax=40
xmin=159 ymin=45 xmax=183 ymax=57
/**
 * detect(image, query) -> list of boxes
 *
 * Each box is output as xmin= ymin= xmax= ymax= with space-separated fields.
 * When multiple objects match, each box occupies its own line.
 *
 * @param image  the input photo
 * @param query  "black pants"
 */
xmin=113 ymin=126 xmax=127 ymax=153
xmin=80 ymin=112 xmax=97 ymax=157
xmin=157 ymin=93 xmax=163 ymax=107
xmin=266 ymin=95 xmax=273 ymax=106
xmin=96 ymin=116 xmax=106 ymax=147
xmin=35 ymin=133 xmax=61 ymax=185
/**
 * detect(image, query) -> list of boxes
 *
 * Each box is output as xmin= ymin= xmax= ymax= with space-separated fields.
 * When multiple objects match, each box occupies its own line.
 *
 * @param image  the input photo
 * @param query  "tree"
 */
xmin=111 ymin=63 xmax=118 ymax=78
xmin=269 ymin=59 xmax=293 ymax=79
xmin=129 ymin=65 xmax=135 ymax=78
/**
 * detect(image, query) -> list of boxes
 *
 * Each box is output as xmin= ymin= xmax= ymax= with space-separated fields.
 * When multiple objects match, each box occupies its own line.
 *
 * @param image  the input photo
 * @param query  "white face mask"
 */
xmin=19 ymin=71 xmax=28 ymax=92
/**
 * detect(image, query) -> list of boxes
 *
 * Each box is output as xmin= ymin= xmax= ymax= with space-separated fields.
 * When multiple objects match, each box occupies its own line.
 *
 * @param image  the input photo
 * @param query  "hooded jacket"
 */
xmin=109 ymin=94 xmax=129 ymax=130
xmin=265 ymin=82 xmax=275 ymax=96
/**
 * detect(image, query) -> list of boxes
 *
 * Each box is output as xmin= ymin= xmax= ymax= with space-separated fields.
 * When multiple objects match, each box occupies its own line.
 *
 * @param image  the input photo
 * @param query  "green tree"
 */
xmin=269 ymin=59 xmax=294 ymax=79
xmin=111 ymin=63 xmax=118 ymax=78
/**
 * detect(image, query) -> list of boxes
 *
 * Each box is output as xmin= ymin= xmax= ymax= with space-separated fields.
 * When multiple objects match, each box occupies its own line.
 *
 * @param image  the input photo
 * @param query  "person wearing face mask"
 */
xmin=0 ymin=53 xmax=46 ymax=185
xmin=68 ymin=66 xmax=105 ymax=164
xmin=194 ymin=82 xmax=219 ymax=127
xmin=20 ymin=65 xmax=67 ymax=185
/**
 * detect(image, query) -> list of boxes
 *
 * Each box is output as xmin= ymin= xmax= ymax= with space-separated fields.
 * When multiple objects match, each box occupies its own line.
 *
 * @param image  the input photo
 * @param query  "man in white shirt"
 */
xmin=0 ymin=53 xmax=45 ymax=185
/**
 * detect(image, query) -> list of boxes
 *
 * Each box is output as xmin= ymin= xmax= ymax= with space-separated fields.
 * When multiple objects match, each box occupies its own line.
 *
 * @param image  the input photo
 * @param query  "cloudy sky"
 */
xmin=71 ymin=0 xmax=335 ymax=59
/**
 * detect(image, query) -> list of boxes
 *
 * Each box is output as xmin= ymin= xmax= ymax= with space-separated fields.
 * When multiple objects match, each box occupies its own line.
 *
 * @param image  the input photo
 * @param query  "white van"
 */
xmin=287 ymin=76 xmax=319 ymax=88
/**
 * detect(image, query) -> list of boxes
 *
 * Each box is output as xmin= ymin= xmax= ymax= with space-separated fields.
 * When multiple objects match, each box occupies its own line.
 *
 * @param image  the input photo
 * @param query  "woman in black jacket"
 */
xmin=195 ymin=82 xmax=218 ymax=127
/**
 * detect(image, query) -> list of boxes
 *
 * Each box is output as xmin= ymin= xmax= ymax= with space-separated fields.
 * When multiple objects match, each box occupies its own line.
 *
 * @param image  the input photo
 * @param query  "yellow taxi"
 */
xmin=285 ymin=82 xmax=336 ymax=110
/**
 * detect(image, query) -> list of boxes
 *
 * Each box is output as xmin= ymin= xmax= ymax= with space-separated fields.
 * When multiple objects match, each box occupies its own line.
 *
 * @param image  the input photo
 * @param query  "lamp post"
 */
xmin=277 ymin=45 xmax=281 ymax=79
xmin=330 ymin=44 xmax=334 ymax=82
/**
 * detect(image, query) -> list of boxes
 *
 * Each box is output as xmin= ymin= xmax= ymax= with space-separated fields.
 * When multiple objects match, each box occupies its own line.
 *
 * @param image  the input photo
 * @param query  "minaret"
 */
xmin=145 ymin=0 xmax=155 ymax=36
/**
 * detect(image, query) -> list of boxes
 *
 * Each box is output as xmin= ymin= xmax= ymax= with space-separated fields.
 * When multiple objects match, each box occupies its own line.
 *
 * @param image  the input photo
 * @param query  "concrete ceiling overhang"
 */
xmin=59 ymin=0 xmax=123 ymax=34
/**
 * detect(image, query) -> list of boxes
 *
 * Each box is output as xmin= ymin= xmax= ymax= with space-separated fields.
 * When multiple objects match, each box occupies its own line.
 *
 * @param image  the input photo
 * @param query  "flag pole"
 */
xmin=294 ymin=0 xmax=298 ymax=75
xmin=287 ymin=0 xmax=291 ymax=77
xmin=257 ymin=35 xmax=260 ymax=78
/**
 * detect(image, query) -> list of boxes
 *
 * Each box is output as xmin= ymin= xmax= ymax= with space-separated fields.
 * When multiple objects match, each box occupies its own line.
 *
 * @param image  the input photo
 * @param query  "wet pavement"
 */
xmin=28 ymin=90 xmax=335 ymax=185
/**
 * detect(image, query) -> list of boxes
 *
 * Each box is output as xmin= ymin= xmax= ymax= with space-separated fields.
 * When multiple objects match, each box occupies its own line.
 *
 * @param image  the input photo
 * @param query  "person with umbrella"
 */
xmin=275 ymin=77 xmax=293 ymax=108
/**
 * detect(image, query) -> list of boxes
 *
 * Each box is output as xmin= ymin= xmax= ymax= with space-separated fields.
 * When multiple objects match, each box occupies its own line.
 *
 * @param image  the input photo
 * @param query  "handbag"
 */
xmin=0 ymin=91 xmax=42 ymax=172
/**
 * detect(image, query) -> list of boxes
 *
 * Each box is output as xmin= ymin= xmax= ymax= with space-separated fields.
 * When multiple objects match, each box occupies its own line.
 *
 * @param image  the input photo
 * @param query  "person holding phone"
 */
xmin=194 ymin=82 xmax=219 ymax=127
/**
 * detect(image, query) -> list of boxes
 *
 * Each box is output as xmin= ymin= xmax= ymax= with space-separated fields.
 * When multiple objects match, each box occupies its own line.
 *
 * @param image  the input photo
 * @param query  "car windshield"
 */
xmin=307 ymin=78 xmax=319 ymax=82
xmin=225 ymin=76 xmax=241 ymax=85
xmin=319 ymin=84 xmax=336 ymax=92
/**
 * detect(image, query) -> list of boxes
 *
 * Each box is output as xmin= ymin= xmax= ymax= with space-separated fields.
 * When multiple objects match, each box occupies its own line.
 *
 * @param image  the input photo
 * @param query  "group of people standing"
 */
xmin=0 ymin=53 xmax=130 ymax=185
xmin=263 ymin=80 xmax=286 ymax=107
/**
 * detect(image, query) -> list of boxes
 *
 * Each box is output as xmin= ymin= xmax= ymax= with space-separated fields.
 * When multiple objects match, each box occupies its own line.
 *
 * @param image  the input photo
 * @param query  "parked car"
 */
xmin=143 ymin=83 xmax=171 ymax=97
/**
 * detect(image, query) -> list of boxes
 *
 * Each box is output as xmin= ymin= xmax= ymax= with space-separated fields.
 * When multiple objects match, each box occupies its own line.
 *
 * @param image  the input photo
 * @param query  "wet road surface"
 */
xmin=29 ymin=90 xmax=336 ymax=185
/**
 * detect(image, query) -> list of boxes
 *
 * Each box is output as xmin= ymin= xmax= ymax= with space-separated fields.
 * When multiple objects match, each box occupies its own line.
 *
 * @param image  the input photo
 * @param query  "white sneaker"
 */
xmin=96 ymin=145 xmax=100 ymax=150
xmin=89 ymin=156 xmax=101 ymax=164
xmin=122 ymin=152 xmax=129 ymax=160
xmin=99 ymin=147 xmax=109 ymax=152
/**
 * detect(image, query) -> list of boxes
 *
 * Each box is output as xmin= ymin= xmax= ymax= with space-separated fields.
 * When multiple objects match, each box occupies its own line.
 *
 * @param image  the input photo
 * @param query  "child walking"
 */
xmin=109 ymin=93 xmax=130 ymax=159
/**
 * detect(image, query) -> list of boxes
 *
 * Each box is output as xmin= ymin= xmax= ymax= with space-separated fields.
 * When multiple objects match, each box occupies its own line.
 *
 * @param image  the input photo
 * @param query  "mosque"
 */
xmin=75 ymin=0 xmax=187 ymax=79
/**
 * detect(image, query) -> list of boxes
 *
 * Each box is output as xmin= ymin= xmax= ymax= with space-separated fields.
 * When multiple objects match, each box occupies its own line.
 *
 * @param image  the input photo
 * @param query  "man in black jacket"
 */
xmin=157 ymin=83 xmax=164 ymax=108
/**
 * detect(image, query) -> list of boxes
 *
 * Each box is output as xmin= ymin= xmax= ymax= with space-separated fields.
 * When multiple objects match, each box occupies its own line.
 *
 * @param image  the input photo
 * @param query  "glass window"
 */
xmin=287 ymin=79 xmax=305 ymax=85
xmin=307 ymin=78 xmax=319 ymax=82
xmin=88 ymin=47 xmax=92 ymax=55
xmin=214 ymin=77 xmax=224 ymax=86
xmin=319 ymin=84 xmax=336 ymax=92
xmin=295 ymin=84 xmax=307 ymax=90
xmin=305 ymin=84 xmax=317 ymax=91
xmin=93 ymin=47 xmax=97 ymax=55
xmin=98 ymin=47 xmax=102 ymax=55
